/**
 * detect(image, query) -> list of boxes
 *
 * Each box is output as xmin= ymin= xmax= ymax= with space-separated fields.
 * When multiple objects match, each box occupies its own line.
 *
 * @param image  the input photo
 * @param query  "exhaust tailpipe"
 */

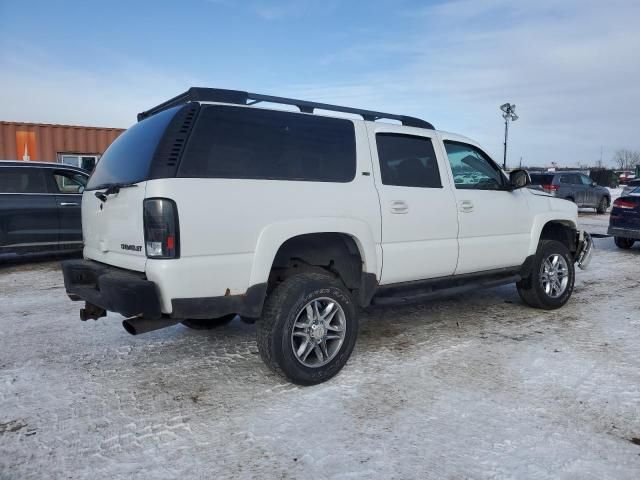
xmin=122 ymin=317 xmax=180 ymax=335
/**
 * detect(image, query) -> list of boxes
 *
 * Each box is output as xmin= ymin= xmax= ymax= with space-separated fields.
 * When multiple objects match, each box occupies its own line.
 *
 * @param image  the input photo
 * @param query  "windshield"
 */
xmin=86 ymin=106 xmax=180 ymax=190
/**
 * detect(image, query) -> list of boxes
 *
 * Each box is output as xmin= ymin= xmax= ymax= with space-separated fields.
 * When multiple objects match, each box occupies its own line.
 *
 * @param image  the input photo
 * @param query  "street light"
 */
xmin=500 ymin=103 xmax=518 ymax=170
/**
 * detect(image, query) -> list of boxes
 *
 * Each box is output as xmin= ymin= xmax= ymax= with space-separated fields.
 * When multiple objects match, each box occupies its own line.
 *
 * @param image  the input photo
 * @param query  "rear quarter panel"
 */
xmin=144 ymin=121 xmax=381 ymax=313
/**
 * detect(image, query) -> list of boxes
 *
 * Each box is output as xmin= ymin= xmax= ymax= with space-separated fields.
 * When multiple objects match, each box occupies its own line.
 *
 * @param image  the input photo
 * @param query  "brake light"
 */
xmin=542 ymin=184 xmax=559 ymax=192
xmin=143 ymin=198 xmax=180 ymax=259
xmin=613 ymin=199 xmax=637 ymax=210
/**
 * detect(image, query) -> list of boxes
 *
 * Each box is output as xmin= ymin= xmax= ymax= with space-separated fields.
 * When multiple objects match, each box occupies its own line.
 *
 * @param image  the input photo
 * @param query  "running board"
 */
xmin=371 ymin=274 xmax=521 ymax=306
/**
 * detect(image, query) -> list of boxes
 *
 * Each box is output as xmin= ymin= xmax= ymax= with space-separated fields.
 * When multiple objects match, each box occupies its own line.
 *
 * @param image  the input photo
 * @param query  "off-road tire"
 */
xmin=256 ymin=272 xmax=358 ymax=385
xmin=596 ymin=196 xmax=608 ymax=214
xmin=516 ymin=240 xmax=575 ymax=310
xmin=181 ymin=314 xmax=237 ymax=330
xmin=614 ymin=237 xmax=635 ymax=249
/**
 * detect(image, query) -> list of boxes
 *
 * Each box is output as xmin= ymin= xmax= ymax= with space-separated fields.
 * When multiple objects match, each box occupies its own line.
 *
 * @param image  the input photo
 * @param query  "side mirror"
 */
xmin=591 ymin=181 xmax=597 ymax=187
xmin=78 ymin=186 xmax=85 ymax=194
xmin=509 ymin=169 xmax=531 ymax=190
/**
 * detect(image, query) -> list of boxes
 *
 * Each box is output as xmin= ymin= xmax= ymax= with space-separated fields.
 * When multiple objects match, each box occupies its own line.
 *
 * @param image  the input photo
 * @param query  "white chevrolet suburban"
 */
xmin=62 ymin=87 xmax=593 ymax=385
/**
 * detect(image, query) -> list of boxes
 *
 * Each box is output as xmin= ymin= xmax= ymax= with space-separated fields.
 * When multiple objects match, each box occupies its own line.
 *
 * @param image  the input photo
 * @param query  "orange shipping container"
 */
xmin=0 ymin=121 xmax=124 ymax=166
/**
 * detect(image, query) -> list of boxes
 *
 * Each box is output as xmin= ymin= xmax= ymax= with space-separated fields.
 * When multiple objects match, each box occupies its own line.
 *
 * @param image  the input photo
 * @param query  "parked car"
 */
xmin=0 ymin=161 xmax=89 ymax=257
xmin=608 ymin=186 xmax=640 ymax=249
xmin=621 ymin=178 xmax=640 ymax=197
xmin=529 ymin=171 xmax=610 ymax=213
xmin=62 ymin=87 xmax=593 ymax=385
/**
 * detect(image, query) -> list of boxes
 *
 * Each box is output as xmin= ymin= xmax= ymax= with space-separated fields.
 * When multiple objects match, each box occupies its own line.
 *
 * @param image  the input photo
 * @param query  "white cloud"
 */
xmin=0 ymin=49 xmax=203 ymax=128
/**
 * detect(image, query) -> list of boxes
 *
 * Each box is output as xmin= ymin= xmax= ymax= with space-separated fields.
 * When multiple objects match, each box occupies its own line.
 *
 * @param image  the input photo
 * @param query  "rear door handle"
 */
xmin=390 ymin=200 xmax=409 ymax=214
xmin=59 ymin=202 xmax=79 ymax=206
xmin=459 ymin=200 xmax=474 ymax=212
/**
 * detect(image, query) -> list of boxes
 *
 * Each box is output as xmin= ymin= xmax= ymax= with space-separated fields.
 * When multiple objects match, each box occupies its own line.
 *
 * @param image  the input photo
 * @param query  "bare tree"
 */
xmin=612 ymin=149 xmax=640 ymax=170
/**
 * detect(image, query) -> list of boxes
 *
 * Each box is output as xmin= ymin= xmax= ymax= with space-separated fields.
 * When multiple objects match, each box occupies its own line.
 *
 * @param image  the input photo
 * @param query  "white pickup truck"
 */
xmin=62 ymin=88 xmax=593 ymax=385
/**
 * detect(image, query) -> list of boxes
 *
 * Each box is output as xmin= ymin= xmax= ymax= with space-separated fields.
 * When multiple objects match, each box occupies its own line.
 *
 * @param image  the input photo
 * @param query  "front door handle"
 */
xmin=459 ymin=200 xmax=474 ymax=212
xmin=59 ymin=202 xmax=79 ymax=206
xmin=390 ymin=200 xmax=409 ymax=214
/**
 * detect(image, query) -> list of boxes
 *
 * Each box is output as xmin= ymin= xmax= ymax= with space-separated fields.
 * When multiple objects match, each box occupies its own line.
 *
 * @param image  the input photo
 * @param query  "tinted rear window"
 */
xmin=178 ymin=105 xmax=356 ymax=182
xmin=86 ymin=106 xmax=180 ymax=190
xmin=0 ymin=167 xmax=49 ymax=193
xmin=530 ymin=174 xmax=554 ymax=185
xmin=376 ymin=133 xmax=442 ymax=188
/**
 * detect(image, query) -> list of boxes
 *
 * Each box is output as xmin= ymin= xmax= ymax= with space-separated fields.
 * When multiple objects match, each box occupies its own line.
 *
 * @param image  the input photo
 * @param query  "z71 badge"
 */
xmin=121 ymin=244 xmax=142 ymax=252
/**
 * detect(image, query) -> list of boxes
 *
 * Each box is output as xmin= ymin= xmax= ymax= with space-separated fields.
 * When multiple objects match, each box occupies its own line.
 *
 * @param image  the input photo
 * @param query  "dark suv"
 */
xmin=530 ymin=171 xmax=610 ymax=213
xmin=0 ymin=161 xmax=89 ymax=257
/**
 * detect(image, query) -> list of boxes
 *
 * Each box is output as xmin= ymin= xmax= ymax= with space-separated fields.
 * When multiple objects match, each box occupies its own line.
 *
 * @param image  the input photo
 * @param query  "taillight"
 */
xmin=613 ymin=198 xmax=637 ymax=210
xmin=143 ymin=198 xmax=179 ymax=259
xmin=542 ymin=184 xmax=559 ymax=192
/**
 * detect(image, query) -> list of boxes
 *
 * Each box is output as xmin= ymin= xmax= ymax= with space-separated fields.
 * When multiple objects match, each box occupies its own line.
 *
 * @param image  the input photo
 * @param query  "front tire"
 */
xmin=614 ymin=237 xmax=635 ymax=249
xmin=257 ymin=272 xmax=358 ymax=385
xmin=517 ymin=240 xmax=575 ymax=310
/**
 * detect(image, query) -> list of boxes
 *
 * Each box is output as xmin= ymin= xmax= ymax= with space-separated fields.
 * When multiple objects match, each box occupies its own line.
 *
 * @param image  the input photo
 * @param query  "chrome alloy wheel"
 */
xmin=540 ymin=254 xmax=569 ymax=298
xmin=291 ymin=297 xmax=346 ymax=368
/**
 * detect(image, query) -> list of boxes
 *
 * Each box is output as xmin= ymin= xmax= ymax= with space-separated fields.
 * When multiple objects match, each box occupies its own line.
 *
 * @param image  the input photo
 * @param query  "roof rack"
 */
xmin=137 ymin=87 xmax=434 ymax=129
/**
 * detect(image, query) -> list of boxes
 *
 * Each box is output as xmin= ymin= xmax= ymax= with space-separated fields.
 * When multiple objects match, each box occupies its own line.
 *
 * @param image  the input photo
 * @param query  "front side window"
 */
xmin=375 ymin=133 xmax=442 ymax=188
xmin=580 ymin=174 xmax=594 ymax=185
xmin=0 ymin=167 xmax=49 ymax=194
xmin=178 ymin=105 xmax=356 ymax=182
xmin=443 ymin=141 xmax=505 ymax=190
xmin=53 ymin=171 xmax=87 ymax=194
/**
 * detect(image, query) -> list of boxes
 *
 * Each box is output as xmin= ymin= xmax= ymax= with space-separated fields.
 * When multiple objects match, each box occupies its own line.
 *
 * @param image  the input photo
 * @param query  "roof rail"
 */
xmin=137 ymin=87 xmax=434 ymax=129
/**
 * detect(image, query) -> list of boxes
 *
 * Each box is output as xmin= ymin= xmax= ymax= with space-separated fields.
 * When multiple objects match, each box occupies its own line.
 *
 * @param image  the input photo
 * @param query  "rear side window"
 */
xmin=0 ymin=167 xmax=49 ymax=194
xmin=375 ymin=133 xmax=442 ymax=188
xmin=178 ymin=106 xmax=356 ymax=182
xmin=86 ymin=106 xmax=181 ymax=190
xmin=530 ymin=174 xmax=554 ymax=185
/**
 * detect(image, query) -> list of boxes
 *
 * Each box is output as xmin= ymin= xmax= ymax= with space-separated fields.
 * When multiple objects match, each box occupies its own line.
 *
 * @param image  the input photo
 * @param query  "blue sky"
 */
xmin=1 ymin=0 xmax=639 ymax=167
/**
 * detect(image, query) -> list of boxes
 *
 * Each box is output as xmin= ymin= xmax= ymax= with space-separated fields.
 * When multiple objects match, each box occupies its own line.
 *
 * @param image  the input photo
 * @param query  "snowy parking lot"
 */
xmin=1 ymin=219 xmax=639 ymax=479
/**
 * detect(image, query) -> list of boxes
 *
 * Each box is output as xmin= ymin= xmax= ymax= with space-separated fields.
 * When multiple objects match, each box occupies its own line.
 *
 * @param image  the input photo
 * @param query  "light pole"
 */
xmin=499 ymin=103 xmax=518 ymax=170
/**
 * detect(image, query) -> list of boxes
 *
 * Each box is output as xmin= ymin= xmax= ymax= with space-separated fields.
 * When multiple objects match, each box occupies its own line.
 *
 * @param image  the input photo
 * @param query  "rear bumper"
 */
xmin=62 ymin=259 xmax=268 ymax=321
xmin=62 ymin=259 xmax=162 ymax=319
xmin=607 ymin=226 xmax=640 ymax=240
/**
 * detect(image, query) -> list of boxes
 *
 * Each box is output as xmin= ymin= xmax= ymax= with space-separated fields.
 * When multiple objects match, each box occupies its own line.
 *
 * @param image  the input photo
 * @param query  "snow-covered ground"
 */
xmin=1 ymin=235 xmax=639 ymax=479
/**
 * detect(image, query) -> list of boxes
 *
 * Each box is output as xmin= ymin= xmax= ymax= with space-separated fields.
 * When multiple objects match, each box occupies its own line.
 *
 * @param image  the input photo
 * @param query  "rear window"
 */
xmin=86 ymin=106 xmax=180 ymax=190
xmin=178 ymin=105 xmax=356 ymax=182
xmin=0 ymin=167 xmax=49 ymax=193
xmin=530 ymin=174 xmax=555 ymax=185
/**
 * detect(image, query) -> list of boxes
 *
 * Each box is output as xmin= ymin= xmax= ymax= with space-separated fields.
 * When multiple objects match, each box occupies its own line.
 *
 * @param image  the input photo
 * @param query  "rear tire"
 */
xmin=614 ymin=237 xmax=635 ymax=249
xmin=181 ymin=314 xmax=237 ymax=330
xmin=517 ymin=240 xmax=575 ymax=310
xmin=257 ymin=272 xmax=358 ymax=385
xmin=596 ymin=196 xmax=608 ymax=214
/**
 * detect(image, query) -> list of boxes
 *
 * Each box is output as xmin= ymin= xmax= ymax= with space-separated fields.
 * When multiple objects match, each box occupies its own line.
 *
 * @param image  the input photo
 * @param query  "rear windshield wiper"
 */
xmin=93 ymin=182 xmax=138 ymax=202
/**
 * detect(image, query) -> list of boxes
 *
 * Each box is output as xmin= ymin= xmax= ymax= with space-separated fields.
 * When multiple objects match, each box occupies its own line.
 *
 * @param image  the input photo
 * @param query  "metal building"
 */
xmin=0 ymin=121 xmax=124 ymax=170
